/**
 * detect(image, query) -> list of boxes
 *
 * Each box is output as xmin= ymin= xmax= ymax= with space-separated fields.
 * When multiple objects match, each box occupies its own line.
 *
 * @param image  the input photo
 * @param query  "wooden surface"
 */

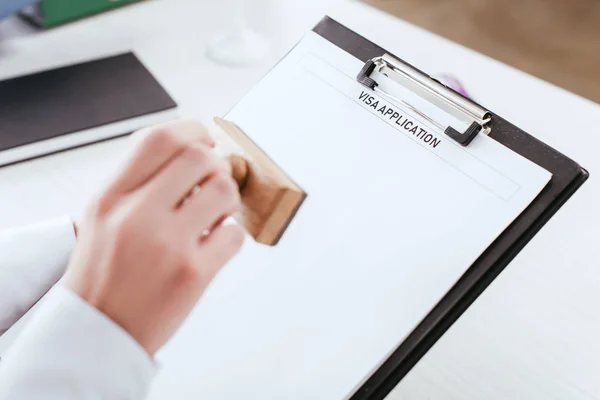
xmin=229 ymin=154 xmax=250 ymax=190
xmin=215 ymin=118 xmax=306 ymax=246
xmin=365 ymin=0 xmax=600 ymax=103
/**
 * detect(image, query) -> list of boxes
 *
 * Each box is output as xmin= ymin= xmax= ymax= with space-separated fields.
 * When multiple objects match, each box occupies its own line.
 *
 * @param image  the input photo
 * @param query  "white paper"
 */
xmin=150 ymin=32 xmax=551 ymax=400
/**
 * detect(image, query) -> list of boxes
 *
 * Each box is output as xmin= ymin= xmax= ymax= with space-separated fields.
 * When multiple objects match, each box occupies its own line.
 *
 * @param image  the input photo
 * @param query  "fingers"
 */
xmin=143 ymin=142 xmax=232 ymax=209
xmin=193 ymin=223 xmax=245 ymax=281
xmin=107 ymin=120 xmax=215 ymax=196
xmin=177 ymin=172 xmax=241 ymax=236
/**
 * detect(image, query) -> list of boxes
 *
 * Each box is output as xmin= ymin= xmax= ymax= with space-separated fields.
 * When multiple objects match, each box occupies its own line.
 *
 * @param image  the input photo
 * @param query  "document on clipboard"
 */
xmin=150 ymin=18 xmax=587 ymax=400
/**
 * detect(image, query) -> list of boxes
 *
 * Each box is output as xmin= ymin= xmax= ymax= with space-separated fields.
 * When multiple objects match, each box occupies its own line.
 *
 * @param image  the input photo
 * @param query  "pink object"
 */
xmin=435 ymin=74 xmax=471 ymax=99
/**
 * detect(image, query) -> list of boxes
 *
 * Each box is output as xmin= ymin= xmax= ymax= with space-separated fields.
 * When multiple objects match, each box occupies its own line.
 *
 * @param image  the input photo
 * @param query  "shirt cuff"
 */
xmin=0 ymin=286 xmax=155 ymax=399
xmin=0 ymin=215 xmax=77 ymax=334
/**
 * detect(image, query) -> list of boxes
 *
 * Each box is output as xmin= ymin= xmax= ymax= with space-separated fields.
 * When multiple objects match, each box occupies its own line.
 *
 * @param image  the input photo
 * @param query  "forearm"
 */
xmin=0 ymin=216 xmax=76 ymax=335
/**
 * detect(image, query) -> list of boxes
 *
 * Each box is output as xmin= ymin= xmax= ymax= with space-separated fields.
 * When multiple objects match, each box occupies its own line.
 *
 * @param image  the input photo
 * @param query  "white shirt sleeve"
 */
xmin=0 ymin=285 xmax=155 ymax=400
xmin=0 ymin=216 xmax=76 ymax=335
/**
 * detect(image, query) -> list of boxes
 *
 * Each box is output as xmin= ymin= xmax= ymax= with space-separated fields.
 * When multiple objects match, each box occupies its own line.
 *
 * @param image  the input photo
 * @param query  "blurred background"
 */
xmin=365 ymin=0 xmax=600 ymax=103
xmin=2 ymin=0 xmax=598 ymax=102
xmin=0 ymin=1 xmax=599 ymax=400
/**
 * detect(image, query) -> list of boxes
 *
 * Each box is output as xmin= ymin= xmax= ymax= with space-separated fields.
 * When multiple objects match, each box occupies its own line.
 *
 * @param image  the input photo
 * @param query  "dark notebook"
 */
xmin=0 ymin=52 xmax=177 ymax=166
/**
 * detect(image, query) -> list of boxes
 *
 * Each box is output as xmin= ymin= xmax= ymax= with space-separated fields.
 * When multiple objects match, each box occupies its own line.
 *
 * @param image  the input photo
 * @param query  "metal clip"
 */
xmin=357 ymin=54 xmax=491 ymax=146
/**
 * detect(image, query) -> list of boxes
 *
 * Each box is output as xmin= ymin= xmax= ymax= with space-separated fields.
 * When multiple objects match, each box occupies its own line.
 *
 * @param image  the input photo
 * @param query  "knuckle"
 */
xmin=212 ymin=173 xmax=238 ymax=198
xmin=217 ymin=157 xmax=232 ymax=175
xmin=89 ymin=194 xmax=113 ymax=219
xmin=109 ymin=218 xmax=132 ymax=243
xmin=139 ymin=120 xmax=212 ymax=150
xmin=182 ymin=119 xmax=208 ymax=135
xmin=215 ymin=225 xmax=245 ymax=252
xmin=227 ymin=226 xmax=246 ymax=250
xmin=175 ymin=255 xmax=202 ymax=284
xmin=209 ymin=227 xmax=245 ymax=263
xmin=144 ymin=126 xmax=179 ymax=150
xmin=182 ymin=143 xmax=210 ymax=166
xmin=112 ymin=212 xmax=138 ymax=238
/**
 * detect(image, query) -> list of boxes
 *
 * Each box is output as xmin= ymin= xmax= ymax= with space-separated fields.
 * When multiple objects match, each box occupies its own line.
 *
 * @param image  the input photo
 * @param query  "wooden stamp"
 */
xmin=214 ymin=117 xmax=306 ymax=246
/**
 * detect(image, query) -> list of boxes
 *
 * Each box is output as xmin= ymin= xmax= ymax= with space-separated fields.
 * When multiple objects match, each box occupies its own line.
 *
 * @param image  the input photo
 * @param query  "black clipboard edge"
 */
xmin=352 ymin=167 xmax=588 ymax=400
xmin=311 ymin=16 xmax=589 ymax=400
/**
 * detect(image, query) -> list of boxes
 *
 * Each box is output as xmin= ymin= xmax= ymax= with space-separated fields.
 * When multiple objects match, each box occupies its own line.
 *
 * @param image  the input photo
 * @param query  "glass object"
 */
xmin=206 ymin=0 xmax=269 ymax=66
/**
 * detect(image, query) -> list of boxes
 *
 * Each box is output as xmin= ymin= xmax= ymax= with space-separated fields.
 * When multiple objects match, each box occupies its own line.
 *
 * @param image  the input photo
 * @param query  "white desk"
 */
xmin=1 ymin=1 xmax=599 ymax=399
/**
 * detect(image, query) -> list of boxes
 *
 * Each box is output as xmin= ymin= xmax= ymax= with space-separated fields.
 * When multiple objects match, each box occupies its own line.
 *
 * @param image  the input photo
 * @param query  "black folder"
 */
xmin=0 ymin=52 xmax=177 ymax=167
xmin=312 ymin=17 xmax=588 ymax=400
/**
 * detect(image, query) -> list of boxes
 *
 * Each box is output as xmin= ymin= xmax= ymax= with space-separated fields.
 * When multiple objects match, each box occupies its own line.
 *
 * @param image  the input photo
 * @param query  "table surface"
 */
xmin=0 ymin=1 xmax=599 ymax=399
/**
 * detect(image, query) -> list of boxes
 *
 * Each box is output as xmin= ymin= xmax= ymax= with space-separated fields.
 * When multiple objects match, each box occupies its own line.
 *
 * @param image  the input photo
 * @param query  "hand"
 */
xmin=64 ymin=120 xmax=245 ymax=355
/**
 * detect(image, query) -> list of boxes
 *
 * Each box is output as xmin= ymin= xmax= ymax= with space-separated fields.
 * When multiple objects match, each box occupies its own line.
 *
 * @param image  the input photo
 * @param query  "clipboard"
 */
xmin=126 ymin=16 xmax=588 ymax=400
xmin=310 ymin=17 xmax=589 ymax=400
